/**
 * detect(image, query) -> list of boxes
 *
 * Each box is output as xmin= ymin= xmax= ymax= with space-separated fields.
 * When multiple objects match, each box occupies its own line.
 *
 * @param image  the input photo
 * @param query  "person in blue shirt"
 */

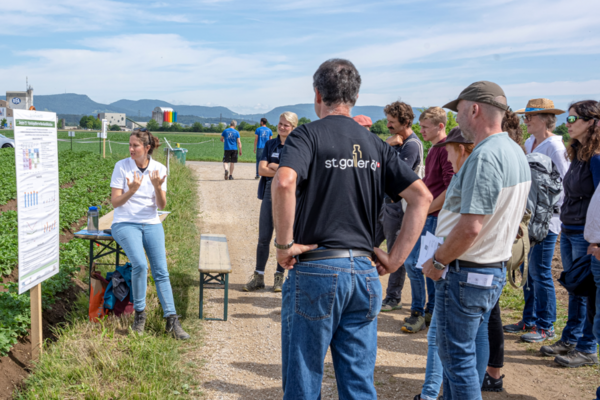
xmin=220 ymin=120 xmax=242 ymax=180
xmin=254 ymin=117 xmax=273 ymax=179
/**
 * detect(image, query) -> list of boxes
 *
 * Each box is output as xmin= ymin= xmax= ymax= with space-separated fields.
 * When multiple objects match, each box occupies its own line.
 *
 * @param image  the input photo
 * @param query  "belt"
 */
xmin=456 ymin=260 xmax=506 ymax=269
xmin=297 ymin=249 xmax=372 ymax=262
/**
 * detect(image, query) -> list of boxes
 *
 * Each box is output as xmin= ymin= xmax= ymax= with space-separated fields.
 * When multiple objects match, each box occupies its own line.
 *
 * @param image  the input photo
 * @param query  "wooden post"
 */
xmin=30 ymin=283 xmax=43 ymax=359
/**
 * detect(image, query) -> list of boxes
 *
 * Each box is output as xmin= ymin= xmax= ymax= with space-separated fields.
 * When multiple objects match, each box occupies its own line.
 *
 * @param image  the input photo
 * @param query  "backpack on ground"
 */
xmin=507 ymin=153 xmax=562 ymax=288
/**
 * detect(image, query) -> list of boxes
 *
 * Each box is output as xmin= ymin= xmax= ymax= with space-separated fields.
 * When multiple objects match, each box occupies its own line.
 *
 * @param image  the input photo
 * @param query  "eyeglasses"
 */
xmin=523 ymin=115 xmax=535 ymax=122
xmin=567 ymin=115 xmax=592 ymax=124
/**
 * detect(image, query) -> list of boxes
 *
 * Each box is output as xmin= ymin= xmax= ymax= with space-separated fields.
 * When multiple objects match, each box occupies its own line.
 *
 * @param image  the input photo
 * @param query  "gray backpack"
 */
xmin=526 ymin=152 xmax=562 ymax=246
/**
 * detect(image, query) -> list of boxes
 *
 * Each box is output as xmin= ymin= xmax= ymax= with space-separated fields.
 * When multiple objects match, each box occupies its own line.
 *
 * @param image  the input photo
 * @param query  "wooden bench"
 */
xmin=198 ymin=234 xmax=232 ymax=321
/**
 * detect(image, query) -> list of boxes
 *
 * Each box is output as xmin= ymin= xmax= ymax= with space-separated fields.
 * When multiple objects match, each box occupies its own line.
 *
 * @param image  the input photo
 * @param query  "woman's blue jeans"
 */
xmin=404 ymin=215 xmax=437 ymax=315
xmin=112 ymin=222 xmax=176 ymax=317
xmin=281 ymin=252 xmax=381 ymax=400
xmin=521 ymin=232 xmax=558 ymax=330
xmin=420 ymin=305 xmax=490 ymax=400
xmin=559 ymin=230 xmax=597 ymax=354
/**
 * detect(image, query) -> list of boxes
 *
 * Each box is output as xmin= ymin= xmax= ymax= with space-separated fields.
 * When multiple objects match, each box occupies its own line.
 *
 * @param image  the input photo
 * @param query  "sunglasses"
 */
xmin=567 ymin=115 xmax=592 ymax=124
xmin=523 ymin=115 xmax=535 ymax=122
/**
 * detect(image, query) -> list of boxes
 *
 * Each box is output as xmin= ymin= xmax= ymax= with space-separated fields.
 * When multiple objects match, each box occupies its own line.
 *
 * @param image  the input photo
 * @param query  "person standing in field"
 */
xmin=422 ymin=81 xmax=531 ymax=400
xmin=244 ymin=112 xmax=298 ymax=293
xmin=273 ymin=58 xmax=432 ymax=399
xmin=221 ymin=120 xmax=242 ymax=180
xmin=378 ymin=101 xmax=424 ymax=313
xmin=254 ymin=117 xmax=273 ymax=179
xmin=401 ymin=107 xmax=454 ymax=334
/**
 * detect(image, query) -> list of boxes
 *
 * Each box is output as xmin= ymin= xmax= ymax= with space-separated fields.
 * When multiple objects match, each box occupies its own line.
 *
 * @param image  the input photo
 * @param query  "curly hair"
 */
xmin=566 ymin=100 xmax=600 ymax=162
xmin=383 ymin=101 xmax=414 ymax=127
xmin=502 ymin=110 xmax=525 ymax=152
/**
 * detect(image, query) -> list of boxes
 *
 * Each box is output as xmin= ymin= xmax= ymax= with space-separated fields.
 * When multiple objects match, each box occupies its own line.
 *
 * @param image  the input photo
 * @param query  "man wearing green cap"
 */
xmin=421 ymin=81 xmax=531 ymax=400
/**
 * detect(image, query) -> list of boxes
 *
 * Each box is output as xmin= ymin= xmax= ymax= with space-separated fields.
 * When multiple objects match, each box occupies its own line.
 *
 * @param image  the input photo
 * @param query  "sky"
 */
xmin=1 ymin=0 xmax=599 ymax=115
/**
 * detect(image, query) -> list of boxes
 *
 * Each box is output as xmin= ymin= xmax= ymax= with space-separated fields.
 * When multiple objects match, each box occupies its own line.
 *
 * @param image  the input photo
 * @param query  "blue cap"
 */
xmin=89 ymin=206 xmax=97 ymax=211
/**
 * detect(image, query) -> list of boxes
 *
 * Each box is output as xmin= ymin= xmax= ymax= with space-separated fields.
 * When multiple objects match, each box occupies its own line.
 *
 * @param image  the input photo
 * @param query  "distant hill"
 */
xmin=3 ymin=93 xmax=424 ymax=124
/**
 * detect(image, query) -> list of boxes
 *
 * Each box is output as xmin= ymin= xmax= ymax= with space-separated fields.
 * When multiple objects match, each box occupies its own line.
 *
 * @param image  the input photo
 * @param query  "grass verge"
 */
xmin=15 ymin=155 xmax=203 ymax=399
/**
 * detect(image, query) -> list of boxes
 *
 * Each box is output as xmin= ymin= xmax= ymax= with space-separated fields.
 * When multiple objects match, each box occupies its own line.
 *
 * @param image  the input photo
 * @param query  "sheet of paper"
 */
xmin=415 ymin=232 xmax=444 ymax=270
xmin=467 ymin=272 xmax=494 ymax=287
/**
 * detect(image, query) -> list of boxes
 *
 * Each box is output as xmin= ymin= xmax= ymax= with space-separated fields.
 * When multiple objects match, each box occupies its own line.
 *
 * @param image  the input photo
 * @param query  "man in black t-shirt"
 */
xmin=272 ymin=59 xmax=432 ymax=399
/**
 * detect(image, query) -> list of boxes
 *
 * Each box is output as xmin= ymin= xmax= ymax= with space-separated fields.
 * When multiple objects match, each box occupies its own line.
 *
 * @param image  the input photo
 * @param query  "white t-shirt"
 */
xmin=110 ymin=157 xmax=167 ymax=225
xmin=584 ymin=186 xmax=600 ymax=244
xmin=525 ymin=135 xmax=570 ymax=234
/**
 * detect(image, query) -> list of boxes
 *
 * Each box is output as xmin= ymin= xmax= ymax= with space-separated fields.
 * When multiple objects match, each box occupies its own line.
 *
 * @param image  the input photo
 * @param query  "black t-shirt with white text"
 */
xmin=279 ymin=115 xmax=419 ymax=252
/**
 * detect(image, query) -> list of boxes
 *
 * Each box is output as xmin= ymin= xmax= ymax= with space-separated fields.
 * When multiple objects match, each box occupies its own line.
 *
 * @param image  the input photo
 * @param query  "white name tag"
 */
xmin=467 ymin=272 xmax=494 ymax=287
xmin=272 ymin=152 xmax=279 ymax=158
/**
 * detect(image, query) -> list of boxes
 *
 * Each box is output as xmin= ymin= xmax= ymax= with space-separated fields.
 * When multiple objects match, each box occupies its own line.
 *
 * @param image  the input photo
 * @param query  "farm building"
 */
xmin=151 ymin=107 xmax=177 ymax=126
xmin=98 ymin=113 xmax=127 ymax=128
xmin=6 ymin=83 xmax=34 ymax=111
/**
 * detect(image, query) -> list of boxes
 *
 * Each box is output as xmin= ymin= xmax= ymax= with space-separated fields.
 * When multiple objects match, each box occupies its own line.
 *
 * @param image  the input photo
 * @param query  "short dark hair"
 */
xmin=260 ymin=117 xmax=268 ymax=125
xmin=313 ymin=59 xmax=361 ymax=107
xmin=384 ymin=101 xmax=414 ymax=127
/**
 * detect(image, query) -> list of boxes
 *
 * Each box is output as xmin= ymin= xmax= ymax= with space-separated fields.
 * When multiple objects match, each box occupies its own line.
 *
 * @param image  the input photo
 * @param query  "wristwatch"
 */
xmin=274 ymin=239 xmax=294 ymax=250
xmin=432 ymin=253 xmax=447 ymax=271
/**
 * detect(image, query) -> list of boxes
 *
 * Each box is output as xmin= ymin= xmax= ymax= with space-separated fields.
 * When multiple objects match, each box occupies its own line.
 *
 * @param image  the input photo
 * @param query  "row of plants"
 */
xmin=0 ymin=149 xmax=117 ymax=356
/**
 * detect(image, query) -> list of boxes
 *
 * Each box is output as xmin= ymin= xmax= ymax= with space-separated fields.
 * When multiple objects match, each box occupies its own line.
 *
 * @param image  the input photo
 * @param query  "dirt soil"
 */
xmin=190 ymin=161 xmax=597 ymax=400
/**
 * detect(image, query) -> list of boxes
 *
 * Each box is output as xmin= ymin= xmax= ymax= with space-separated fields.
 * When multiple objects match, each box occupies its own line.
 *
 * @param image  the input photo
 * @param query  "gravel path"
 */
xmin=188 ymin=161 xmax=597 ymax=400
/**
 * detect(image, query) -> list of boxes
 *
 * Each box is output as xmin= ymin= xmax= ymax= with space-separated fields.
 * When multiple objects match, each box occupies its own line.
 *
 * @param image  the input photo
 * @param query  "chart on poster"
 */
xmin=14 ymin=110 xmax=60 ymax=294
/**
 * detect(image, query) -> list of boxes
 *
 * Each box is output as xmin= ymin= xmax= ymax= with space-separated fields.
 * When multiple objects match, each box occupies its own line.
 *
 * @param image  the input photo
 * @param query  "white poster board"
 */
xmin=14 ymin=110 xmax=60 ymax=294
xmin=101 ymin=119 xmax=108 ymax=139
xmin=68 ymin=131 xmax=75 ymax=137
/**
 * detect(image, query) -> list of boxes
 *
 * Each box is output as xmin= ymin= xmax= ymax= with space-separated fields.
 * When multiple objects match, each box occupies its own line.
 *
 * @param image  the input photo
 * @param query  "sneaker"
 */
xmin=131 ymin=310 xmax=147 ymax=334
xmin=381 ymin=298 xmax=402 ymax=312
xmin=229 ymin=175 xmax=234 ymax=180
xmin=424 ymin=311 xmax=432 ymax=327
xmin=273 ymin=272 xmax=284 ymax=292
xmin=243 ymin=272 xmax=265 ymax=292
xmin=165 ymin=315 xmax=191 ymax=340
xmin=554 ymin=349 xmax=599 ymax=368
xmin=481 ymin=372 xmax=504 ymax=392
xmin=402 ymin=310 xmax=426 ymax=333
xmin=540 ymin=340 xmax=576 ymax=357
xmin=503 ymin=320 xmax=535 ymax=333
xmin=521 ymin=326 xmax=555 ymax=343
xmin=224 ymin=170 xmax=229 ymax=180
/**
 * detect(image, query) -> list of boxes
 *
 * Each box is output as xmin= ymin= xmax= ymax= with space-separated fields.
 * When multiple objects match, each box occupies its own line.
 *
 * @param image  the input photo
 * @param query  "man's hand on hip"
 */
xmin=276 ymin=243 xmax=318 ymax=269
xmin=372 ymin=247 xmax=404 ymax=276
xmin=422 ymin=258 xmax=445 ymax=281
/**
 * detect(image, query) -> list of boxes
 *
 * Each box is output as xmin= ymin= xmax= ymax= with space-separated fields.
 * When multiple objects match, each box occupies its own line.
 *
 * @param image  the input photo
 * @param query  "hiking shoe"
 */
xmin=243 ymin=272 xmax=265 ymax=292
xmin=131 ymin=310 xmax=147 ymax=334
xmin=165 ymin=315 xmax=191 ymax=340
xmin=402 ymin=311 xmax=426 ymax=333
xmin=273 ymin=272 xmax=284 ymax=293
xmin=224 ymin=170 xmax=229 ymax=180
xmin=481 ymin=372 xmax=504 ymax=392
xmin=381 ymin=298 xmax=402 ymax=312
xmin=424 ymin=311 xmax=432 ymax=327
xmin=521 ymin=326 xmax=555 ymax=343
xmin=255 ymin=175 xmax=259 ymax=180
xmin=540 ymin=340 xmax=576 ymax=356
xmin=503 ymin=320 xmax=535 ymax=333
xmin=554 ymin=349 xmax=599 ymax=368
xmin=229 ymin=175 xmax=234 ymax=180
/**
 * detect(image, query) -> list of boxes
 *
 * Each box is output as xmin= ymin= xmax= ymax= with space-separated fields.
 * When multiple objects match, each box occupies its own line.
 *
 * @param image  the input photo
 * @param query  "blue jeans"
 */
xmin=521 ymin=232 xmax=558 ymax=330
xmin=281 ymin=253 xmax=381 ymax=399
xmin=404 ymin=215 xmax=437 ymax=315
xmin=591 ymin=257 xmax=600 ymax=400
xmin=112 ymin=222 xmax=176 ymax=317
xmin=559 ymin=230 xmax=597 ymax=353
xmin=434 ymin=262 xmax=505 ymax=400
xmin=421 ymin=306 xmax=491 ymax=400
xmin=255 ymin=147 xmax=264 ymax=176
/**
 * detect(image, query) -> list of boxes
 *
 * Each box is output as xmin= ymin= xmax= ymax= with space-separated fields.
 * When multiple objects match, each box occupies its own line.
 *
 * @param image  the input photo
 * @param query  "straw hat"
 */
xmin=515 ymin=98 xmax=565 ymax=115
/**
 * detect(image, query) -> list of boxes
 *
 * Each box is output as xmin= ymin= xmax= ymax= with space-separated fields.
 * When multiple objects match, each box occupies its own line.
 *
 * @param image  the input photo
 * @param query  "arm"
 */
xmin=258 ymin=160 xmax=275 ymax=177
xmin=421 ymin=213 xmax=485 ymax=280
xmin=386 ymin=135 xmax=403 ymax=147
xmin=110 ymin=172 xmax=142 ymax=208
xmin=254 ymin=135 xmax=258 ymax=153
xmin=428 ymin=190 xmax=446 ymax=214
xmin=272 ymin=167 xmax=317 ymax=269
xmin=373 ymin=179 xmax=433 ymax=274
xmin=220 ymin=136 xmax=224 ymax=143
xmin=237 ymin=138 xmax=242 ymax=155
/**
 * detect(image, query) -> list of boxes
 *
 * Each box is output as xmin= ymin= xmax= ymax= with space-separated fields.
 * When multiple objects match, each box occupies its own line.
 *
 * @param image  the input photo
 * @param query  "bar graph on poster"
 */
xmin=14 ymin=110 xmax=60 ymax=294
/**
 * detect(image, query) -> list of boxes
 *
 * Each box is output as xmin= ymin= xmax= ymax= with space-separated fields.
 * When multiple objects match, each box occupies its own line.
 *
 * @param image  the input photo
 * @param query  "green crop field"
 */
xmin=55 ymin=131 xmax=263 ymax=162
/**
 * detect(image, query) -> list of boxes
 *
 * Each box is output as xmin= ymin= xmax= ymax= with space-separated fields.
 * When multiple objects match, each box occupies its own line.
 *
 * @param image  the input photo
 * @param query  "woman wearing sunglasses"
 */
xmin=110 ymin=128 xmax=190 ymax=340
xmin=539 ymin=100 xmax=600 ymax=367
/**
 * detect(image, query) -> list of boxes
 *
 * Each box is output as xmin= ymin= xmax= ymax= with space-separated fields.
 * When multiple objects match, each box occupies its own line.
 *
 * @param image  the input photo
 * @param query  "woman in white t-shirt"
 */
xmin=110 ymin=129 xmax=189 ymax=340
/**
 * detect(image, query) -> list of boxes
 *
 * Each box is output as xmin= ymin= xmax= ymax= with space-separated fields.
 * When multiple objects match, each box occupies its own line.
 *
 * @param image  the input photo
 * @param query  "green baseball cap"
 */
xmin=443 ymin=81 xmax=509 ymax=112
